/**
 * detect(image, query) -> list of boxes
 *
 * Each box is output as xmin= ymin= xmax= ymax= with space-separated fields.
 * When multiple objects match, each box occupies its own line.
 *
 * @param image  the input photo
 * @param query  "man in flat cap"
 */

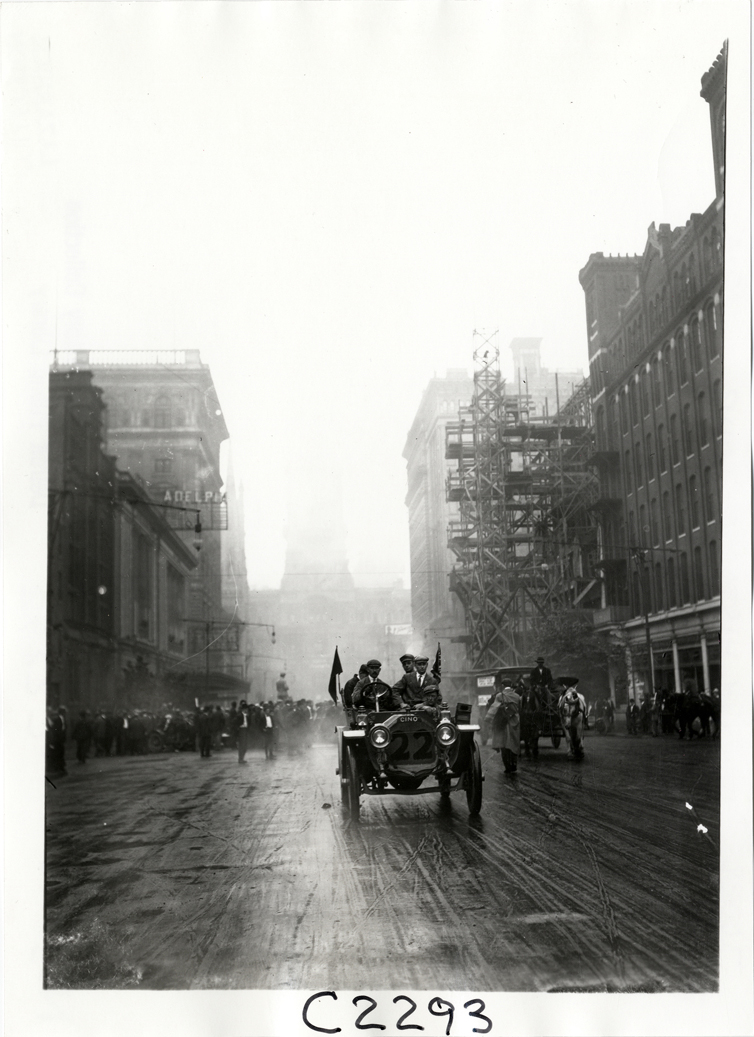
xmin=353 ymin=659 xmax=402 ymax=711
xmin=398 ymin=653 xmax=415 ymax=673
xmin=394 ymin=655 xmax=440 ymax=708
xmin=343 ymin=664 xmax=368 ymax=708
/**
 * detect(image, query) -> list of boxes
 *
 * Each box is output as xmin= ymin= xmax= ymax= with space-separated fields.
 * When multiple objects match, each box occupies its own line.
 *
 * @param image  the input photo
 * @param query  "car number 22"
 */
xmin=303 ymin=991 xmax=493 ymax=1035
xmin=387 ymin=730 xmax=435 ymax=762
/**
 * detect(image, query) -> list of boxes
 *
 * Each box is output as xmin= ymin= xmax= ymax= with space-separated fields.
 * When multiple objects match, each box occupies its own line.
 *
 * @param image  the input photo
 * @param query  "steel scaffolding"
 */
xmin=445 ymin=333 xmax=599 ymax=670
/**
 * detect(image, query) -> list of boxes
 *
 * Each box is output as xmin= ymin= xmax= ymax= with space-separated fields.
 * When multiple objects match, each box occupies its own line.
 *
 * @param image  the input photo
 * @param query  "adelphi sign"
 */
xmin=162 ymin=489 xmax=224 ymax=504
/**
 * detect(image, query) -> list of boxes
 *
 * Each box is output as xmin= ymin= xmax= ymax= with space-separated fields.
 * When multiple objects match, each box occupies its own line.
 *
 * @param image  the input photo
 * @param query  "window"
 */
xmin=712 ymin=379 xmax=722 ymax=437
xmin=667 ymin=556 xmax=677 ymax=608
xmin=609 ymin=398 xmax=620 ymax=449
xmin=650 ymin=498 xmax=659 ymax=545
xmin=654 ymin=562 xmax=664 ymax=611
xmin=641 ymin=372 xmax=650 ymax=417
xmin=670 ymin=415 xmax=680 ymax=466
xmin=639 ymin=504 xmax=647 ymax=545
xmin=652 ymin=356 xmax=662 ymax=407
xmin=706 ymin=302 xmax=720 ymax=358
xmin=683 ymin=403 xmax=693 ymax=456
xmin=662 ymin=491 xmax=673 ymax=540
xmin=689 ymin=476 xmax=699 ymax=528
xmin=134 ymin=533 xmax=153 ymax=641
xmin=711 ymin=226 xmax=722 ymax=271
xmin=709 ymin=541 xmax=720 ymax=596
xmin=167 ymin=566 xmax=185 ymax=650
xmin=658 ymin=425 xmax=667 ymax=472
xmin=634 ymin=443 xmax=643 ymax=487
xmin=703 ymin=237 xmax=713 ymax=280
xmin=704 ymin=467 xmax=715 ymax=522
xmin=677 ymin=332 xmax=689 ymax=385
xmin=694 ymin=546 xmax=705 ymax=600
xmin=691 ymin=318 xmax=704 ymax=373
xmin=664 ymin=350 xmax=675 ymax=395
xmin=675 ymin=483 xmax=686 ymax=535
xmin=698 ymin=393 xmax=709 ymax=446
xmin=628 ymin=510 xmax=636 ymax=545
xmin=688 ymin=253 xmax=698 ymax=296
xmin=625 ymin=452 xmax=632 ymax=495
xmin=596 ymin=407 xmax=606 ymax=450
xmin=679 ymin=552 xmax=691 ymax=603
xmin=154 ymin=458 xmax=172 ymax=474
xmin=141 ymin=410 xmax=152 ymax=427
xmin=620 ymin=393 xmax=629 ymax=435
xmin=646 ymin=433 xmax=654 ymax=480
xmin=154 ymin=395 xmax=171 ymax=429
xmin=661 ymin=287 xmax=668 ymax=325
xmin=629 ymin=381 xmax=638 ymax=426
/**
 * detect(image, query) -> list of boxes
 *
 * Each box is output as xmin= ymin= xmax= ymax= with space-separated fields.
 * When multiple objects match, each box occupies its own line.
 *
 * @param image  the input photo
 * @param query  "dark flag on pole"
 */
xmin=432 ymin=641 xmax=442 ymax=682
xmin=328 ymin=647 xmax=343 ymax=702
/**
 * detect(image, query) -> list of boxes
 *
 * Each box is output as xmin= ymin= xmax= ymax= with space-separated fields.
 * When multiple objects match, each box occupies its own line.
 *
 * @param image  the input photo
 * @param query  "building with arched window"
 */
xmin=49 ymin=349 xmax=251 ymax=705
xmin=578 ymin=45 xmax=725 ymax=703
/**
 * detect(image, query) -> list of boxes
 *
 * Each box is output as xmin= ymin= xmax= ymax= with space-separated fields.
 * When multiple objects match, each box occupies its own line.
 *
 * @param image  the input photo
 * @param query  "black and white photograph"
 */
xmin=3 ymin=2 xmax=752 ymax=1035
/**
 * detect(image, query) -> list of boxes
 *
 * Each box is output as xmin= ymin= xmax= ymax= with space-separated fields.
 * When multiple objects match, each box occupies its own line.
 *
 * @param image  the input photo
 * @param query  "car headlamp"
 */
xmin=369 ymin=724 xmax=390 ymax=749
xmin=436 ymin=722 xmax=457 ymax=746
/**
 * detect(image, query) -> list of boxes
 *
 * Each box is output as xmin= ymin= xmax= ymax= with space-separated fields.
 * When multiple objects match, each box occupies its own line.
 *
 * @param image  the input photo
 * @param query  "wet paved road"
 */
xmin=45 ymin=731 xmax=719 ymax=991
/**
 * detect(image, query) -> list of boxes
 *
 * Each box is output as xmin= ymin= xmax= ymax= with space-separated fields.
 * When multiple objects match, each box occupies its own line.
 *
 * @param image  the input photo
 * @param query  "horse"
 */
xmin=674 ymin=691 xmax=715 ymax=739
xmin=559 ymin=689 xmax=586 ymax=759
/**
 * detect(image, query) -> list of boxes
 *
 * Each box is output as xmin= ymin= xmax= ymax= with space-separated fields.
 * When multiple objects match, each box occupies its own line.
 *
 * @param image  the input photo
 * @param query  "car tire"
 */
xmin=347 ymin=746 xmax=361 ymax=821
xmin=465 ymin=740 xmax=483 ymax=816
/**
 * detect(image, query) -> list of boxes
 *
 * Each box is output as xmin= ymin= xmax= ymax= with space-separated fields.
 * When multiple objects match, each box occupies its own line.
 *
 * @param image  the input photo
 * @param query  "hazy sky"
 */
xmin=5 ymin=0 xmax=744 ymax=588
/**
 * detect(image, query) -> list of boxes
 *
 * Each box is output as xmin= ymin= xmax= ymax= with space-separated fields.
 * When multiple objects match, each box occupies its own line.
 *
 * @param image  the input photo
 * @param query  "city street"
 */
xmin=44 ymin=730 xmax=720 ymax=992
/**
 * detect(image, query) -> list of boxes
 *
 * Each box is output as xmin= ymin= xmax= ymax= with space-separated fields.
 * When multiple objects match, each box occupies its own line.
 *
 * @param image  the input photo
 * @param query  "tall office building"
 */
xmin=403 ymin=370 xmax=474 ymax=683
xmin=509 ymin=338 xmax=584 ymax=418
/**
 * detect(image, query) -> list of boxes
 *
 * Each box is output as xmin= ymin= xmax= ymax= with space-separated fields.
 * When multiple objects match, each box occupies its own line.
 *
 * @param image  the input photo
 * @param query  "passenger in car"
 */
xmin=393 ymin=656 xmax=440 ymax=707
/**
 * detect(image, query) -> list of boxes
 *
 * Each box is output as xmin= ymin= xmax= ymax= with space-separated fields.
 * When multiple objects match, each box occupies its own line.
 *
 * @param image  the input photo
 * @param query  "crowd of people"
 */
xmin=624 ymin=681 xmax=721 ymax=739
xmin=45 ymin=697 xmax=341 ymax=775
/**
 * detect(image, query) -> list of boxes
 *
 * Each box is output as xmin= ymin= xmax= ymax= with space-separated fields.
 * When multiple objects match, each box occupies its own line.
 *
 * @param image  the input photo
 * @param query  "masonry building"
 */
xmin=579 ymin=45 xmax=725 ymax=699
xmin=49 ymin=349 xmax=250 ymax=704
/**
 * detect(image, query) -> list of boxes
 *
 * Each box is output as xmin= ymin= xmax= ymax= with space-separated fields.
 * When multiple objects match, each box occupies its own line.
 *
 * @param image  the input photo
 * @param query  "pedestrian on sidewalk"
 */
xmin=235 ymin=701 xmax=251 ymax=764
xmin=488 ymin=674 xmax=521 ymax=774
xmin=261 ymin=703 xmax=276 ymax=760
xmin=197 ymin=706 xmax=213 ymax=758
xmin=72 ymin=710 xmax=93 ymax=764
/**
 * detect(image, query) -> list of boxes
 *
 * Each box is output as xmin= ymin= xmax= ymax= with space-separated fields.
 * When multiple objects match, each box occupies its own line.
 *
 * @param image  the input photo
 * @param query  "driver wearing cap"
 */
xmin=353 ymin=660 xmax=402 ymax=711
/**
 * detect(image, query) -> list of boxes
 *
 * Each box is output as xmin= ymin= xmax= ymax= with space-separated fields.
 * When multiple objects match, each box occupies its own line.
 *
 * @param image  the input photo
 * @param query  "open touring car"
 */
xmin=336 ymin=700 xmax=483 ymax=820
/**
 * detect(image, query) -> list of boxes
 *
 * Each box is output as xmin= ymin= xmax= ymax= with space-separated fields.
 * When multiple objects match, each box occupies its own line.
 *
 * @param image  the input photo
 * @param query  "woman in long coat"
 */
xmin=487 ymin=676 xmax=521 ymax=773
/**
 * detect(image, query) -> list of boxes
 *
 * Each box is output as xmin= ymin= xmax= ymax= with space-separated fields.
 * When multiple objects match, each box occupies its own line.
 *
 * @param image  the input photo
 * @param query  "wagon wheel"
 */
xmin=465 ymin=740 xmax=483 ymax=816
xmin=346 ymin=746 xmax=361 ymax=821
xmin=147 ymin=731 xmax=163 ymax=754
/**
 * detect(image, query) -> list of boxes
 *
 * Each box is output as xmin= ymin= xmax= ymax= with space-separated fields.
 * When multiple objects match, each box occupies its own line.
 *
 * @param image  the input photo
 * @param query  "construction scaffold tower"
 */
xmin=445 ymin=331 xmax=600 ymax=671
